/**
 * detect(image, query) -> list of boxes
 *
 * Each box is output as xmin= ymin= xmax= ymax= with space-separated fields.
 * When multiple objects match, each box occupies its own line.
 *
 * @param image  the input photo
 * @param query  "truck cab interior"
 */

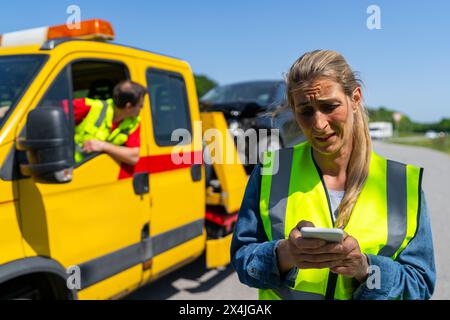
xmin=71 ymin=60 xmax=129 ymax=101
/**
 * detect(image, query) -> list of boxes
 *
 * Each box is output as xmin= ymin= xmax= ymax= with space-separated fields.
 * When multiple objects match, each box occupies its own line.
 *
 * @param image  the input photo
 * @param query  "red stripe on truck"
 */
xmin=118 ymin=151 xmax=204 ymax=180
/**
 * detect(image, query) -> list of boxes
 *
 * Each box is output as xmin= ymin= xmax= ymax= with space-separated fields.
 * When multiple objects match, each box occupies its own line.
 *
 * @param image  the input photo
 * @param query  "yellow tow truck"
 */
xmin=0 ymin=19 xmax=247 ymax=299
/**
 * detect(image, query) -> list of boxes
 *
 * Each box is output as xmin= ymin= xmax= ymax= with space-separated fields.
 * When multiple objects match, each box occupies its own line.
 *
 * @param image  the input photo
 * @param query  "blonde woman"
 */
xmin=231 ymin=50 xmax=435 ymax=300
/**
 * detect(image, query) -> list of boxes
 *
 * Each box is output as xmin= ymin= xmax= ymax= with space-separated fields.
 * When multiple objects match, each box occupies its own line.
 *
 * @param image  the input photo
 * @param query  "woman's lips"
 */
xmin=315 ymin=133 xmax=336 ymax=142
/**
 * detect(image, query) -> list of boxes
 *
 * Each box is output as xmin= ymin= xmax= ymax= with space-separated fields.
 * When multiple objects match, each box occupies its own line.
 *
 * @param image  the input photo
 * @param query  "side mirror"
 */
xmin=17 ymin=107 xmax=74 ymax=184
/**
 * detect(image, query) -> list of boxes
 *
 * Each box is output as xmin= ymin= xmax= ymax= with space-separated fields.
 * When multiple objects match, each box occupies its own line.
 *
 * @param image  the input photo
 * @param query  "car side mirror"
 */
xmin=17 ymin=107 xmax=74 ymax=184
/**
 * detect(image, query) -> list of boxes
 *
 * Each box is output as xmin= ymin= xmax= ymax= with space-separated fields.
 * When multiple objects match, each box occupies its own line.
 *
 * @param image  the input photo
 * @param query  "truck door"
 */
xmin=0 ymin=55 xmax=47 ymax=266
xmin=17 ymin=55 xmax=151 ymax=300
xmin=137 ymin=66 xmax=206 ymax=278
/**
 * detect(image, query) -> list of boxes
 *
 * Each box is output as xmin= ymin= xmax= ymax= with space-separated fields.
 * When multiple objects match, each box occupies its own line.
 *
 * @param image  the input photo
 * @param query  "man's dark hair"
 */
xmin=113 ymin=80 xmax=147 ymax=109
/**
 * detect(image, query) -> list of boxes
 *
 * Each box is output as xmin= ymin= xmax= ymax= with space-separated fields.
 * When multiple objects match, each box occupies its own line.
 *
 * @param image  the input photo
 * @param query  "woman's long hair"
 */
xmin=285 ymin=50 xmax=372 ymax=228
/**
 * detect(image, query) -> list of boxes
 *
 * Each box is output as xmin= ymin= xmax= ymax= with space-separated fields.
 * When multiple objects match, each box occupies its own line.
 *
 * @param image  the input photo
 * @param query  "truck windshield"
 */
xmin=0 ymin=55 xmax=47 ymax=129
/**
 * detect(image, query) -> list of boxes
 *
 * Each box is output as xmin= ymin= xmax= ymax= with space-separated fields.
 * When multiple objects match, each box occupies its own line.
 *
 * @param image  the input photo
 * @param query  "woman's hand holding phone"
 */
xmin=276 ymin=220 xmax=369 ymax=282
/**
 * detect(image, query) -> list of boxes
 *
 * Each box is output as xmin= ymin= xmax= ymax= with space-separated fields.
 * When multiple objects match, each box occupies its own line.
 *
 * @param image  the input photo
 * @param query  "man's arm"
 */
xmin=82 ymin=140 xmax=140 ymax=166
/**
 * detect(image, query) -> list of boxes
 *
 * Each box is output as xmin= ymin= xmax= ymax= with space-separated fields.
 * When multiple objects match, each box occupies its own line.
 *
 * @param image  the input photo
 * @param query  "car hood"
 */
xmin=200 ymin=101 xmax=269 ymax=118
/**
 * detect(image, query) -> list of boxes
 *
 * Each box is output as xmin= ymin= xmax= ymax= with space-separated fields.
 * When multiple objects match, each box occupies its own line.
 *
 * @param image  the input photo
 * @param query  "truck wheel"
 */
xmin=0 ymin=274 xmax=64 ymax=300
xmin=0 ymin=282 xmax=44 ymax=300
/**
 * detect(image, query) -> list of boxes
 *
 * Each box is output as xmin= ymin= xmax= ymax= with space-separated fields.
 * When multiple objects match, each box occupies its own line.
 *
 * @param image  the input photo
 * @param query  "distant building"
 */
xmin=369 ymin=122 xmax=394 ymax=140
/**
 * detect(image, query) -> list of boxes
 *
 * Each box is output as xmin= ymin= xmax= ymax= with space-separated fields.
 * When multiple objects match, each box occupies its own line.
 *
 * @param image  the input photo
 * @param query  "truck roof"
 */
xmin=0 ymin=39 xmax=191 ymax=71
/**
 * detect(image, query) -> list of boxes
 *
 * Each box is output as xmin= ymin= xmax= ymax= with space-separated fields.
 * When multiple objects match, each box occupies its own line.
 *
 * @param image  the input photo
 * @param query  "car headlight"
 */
xmin=228 ymin=120 xmax=241 ymax=137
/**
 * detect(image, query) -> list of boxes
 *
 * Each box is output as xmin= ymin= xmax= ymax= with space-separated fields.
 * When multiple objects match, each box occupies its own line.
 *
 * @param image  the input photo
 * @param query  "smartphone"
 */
xmin=300 ymin=227 xmax=344 ymax=243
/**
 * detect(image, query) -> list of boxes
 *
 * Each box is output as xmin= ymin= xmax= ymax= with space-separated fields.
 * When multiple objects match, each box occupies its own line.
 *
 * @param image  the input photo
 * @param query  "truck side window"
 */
xmin=38 ymin=67 xmax=72 ymax=120
xmin=146 ymin=69 xmax=192 ymax=147
xmin=38 ymin=61 xmax=129 ymax=116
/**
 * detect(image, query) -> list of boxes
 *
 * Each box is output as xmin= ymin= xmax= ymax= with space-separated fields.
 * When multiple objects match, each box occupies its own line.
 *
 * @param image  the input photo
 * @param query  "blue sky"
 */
xmin=1 ymin=0 xmax=449 ymax=122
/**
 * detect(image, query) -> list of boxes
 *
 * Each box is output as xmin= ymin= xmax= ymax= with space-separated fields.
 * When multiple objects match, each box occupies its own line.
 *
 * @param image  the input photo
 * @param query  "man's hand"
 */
xmin=83 ymin=140 xmax=107 ymax=153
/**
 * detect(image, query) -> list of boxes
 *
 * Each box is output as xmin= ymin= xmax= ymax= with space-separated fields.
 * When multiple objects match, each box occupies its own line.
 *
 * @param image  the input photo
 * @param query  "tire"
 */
xmin=0 ymin=279 xmax=45 ymax=300
xmin=0 ymin=274 xmax=68 ymax=300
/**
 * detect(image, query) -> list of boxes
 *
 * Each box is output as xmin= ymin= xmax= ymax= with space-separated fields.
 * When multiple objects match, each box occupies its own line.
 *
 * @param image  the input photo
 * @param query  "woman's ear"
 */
xmin=352 ymin=87 xmax=362 ymax=113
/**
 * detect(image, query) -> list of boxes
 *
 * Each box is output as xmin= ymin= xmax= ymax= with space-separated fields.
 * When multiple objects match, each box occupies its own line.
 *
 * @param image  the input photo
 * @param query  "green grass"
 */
xmin=387 ymin=135 xmax=450 ymax=155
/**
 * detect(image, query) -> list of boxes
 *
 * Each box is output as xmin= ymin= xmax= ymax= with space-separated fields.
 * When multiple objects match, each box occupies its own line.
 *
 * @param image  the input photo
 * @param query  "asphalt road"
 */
xmin=125 ymin=141 xmax=450 ymax=300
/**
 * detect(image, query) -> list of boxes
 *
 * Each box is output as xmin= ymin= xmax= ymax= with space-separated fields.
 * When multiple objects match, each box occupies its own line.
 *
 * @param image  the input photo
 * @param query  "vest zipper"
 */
xmin=311 ymin=151 xmax=338 ymax=301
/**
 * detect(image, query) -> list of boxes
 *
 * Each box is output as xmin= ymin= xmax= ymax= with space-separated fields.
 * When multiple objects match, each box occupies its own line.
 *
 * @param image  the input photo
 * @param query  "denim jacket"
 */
xmin=231 ymin=165 xmax=436 ymax=300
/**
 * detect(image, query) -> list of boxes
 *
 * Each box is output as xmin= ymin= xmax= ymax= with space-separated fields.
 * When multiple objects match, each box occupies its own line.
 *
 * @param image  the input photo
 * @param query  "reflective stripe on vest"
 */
xmin=259 ymin=142 xmax=422 ymax=300
xmin=95 ymin=100 xmax=109 ymax=127
xmin=379 ymin=160 xmax=408 ymax=257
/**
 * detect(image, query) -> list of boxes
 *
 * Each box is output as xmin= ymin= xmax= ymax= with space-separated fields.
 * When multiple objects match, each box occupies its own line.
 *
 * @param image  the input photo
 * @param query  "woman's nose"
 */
xmin=312 ymin=111 xmax=329 ymax=131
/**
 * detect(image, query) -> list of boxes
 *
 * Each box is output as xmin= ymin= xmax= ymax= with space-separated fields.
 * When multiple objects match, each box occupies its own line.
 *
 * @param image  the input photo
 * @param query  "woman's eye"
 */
xmin=299 ymin=108 xmax=314 ymax=117
xmin=323 ymin=104 xmax=339 ymax=113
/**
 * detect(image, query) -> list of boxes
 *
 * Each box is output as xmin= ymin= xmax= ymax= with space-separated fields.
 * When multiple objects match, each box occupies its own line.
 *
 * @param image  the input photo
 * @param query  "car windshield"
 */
xmin=201 ymin=81 xmax=285 ymax=106
xmin=0 ymin=55 xmax=47 ymax=129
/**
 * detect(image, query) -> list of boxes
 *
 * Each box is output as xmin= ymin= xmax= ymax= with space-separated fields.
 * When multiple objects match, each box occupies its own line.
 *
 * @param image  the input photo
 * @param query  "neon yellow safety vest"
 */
xmin=74 ymin=98 xmax=141 ymax=163
xmin=259 ymin=142 xmax=423 ymax=300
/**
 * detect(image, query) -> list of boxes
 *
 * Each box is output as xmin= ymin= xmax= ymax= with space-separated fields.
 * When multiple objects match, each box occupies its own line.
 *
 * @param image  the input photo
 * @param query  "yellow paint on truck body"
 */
xmin=200 ymin=112 xmax=248 ymax=214
xmin=206 ymin=234 xmax=234 ymax=269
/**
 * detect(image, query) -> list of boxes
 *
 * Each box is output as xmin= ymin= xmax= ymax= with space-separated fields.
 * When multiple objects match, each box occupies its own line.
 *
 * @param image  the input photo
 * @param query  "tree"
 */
xmin=194 ymin=74 xmax=218 ymax=98
xmin=367 ymin=106 xmax=395 ymax=123
xmin=437 ymin=118 xmax=450 ymax=132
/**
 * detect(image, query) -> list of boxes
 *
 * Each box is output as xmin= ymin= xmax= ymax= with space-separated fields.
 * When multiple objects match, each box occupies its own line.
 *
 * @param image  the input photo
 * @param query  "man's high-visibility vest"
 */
xmin=74 ymin=98 xmax=141 ymax=163
xmin=259 ymin=142 xmax=423 ymax=300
